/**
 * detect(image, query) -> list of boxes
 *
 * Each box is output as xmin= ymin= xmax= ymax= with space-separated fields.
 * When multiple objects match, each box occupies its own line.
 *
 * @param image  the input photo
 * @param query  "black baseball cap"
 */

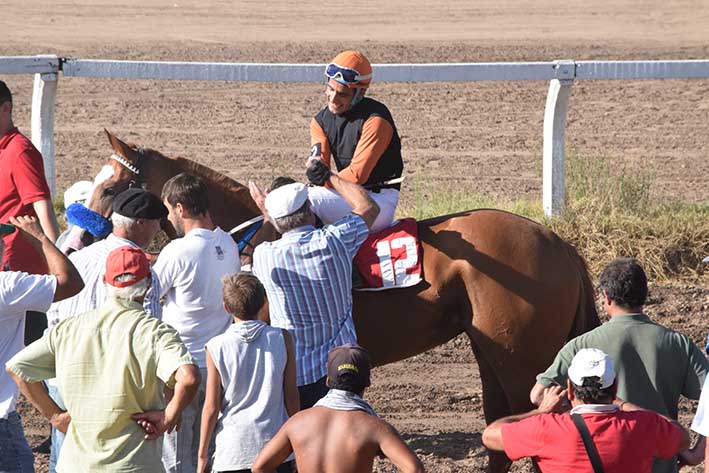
xmin=327 ymin=344 xmax=372 ymax=388
xmin=112 ymin=188 xmax=168 ymax=220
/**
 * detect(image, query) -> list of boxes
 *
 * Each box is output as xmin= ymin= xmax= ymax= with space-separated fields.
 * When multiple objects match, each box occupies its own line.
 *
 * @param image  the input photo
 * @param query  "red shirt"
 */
xmin=501 ymin=410 xmax=682 ymax=473
xmin=0 ymin=127 xmax=51 ymax=274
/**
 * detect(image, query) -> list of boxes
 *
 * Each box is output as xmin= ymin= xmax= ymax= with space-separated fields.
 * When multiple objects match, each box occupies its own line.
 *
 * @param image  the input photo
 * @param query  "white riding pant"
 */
xmin=307 ymin=187 xmax=399 ymax=233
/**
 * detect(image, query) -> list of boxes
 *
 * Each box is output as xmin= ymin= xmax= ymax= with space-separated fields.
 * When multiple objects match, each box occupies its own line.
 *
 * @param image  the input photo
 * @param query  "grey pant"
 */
xmin=0 ymin=412 xmax=34 ymax=473
xmin=162 ymin=368 xmax=213 ymax=473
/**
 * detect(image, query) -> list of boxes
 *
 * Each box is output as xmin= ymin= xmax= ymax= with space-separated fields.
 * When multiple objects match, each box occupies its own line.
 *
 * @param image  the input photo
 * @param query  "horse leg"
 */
xmin=467 ymin=329 xmax=513 ymax=473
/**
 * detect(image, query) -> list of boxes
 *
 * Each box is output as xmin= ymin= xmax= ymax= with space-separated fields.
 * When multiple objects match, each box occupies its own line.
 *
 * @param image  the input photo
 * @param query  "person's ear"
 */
xmin=567 ymin=379 xmax=576 ymax=401
xmin=325 ymin=376 xmax=331 ymax=388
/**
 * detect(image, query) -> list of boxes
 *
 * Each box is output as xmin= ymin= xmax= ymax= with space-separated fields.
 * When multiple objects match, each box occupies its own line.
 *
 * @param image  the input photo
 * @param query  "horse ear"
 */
xmin=104 ymin=129 xmax=138 ymax=162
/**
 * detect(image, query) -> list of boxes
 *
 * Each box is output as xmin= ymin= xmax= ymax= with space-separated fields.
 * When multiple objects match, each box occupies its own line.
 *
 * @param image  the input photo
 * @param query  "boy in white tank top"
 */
xmin=198 ymin=272 xmax=299 ymax=473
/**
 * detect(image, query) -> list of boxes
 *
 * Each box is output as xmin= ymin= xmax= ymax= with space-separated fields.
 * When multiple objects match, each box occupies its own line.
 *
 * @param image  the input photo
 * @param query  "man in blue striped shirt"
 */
xmin=249 ymin=160 xmax=379 ymax=408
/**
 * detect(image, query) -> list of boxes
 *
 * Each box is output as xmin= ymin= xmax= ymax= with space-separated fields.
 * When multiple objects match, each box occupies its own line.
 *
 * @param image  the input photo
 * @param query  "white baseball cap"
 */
xmin=567 ymin=348 xmax=616 ymax=389
xmin=63 ymin=180 xmax=93 ymax=209
xmin=265 ymin=183 xmax=308 ymax=219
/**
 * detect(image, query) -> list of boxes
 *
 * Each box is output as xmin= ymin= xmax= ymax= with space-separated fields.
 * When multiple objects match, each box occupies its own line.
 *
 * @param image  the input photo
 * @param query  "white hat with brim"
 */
xmin=63 ymin=180 xmax=94 ymax=209
xmin=265 ymin=183 xmax=309 ymax=219
xmin=567 ymin=348 xmax=616 ymax=389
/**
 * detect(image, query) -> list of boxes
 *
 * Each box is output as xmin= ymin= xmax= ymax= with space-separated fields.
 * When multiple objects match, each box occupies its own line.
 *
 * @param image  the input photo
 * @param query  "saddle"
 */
xmin=353 ymin=218 xmax=422 ymax=291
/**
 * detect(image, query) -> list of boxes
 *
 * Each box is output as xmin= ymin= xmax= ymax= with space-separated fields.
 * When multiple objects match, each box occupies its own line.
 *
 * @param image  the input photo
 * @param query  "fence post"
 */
xmin=31 ymin=56 xmax=59 ymax=197
xmin=542 ymin=60 xmax=575 ymax=217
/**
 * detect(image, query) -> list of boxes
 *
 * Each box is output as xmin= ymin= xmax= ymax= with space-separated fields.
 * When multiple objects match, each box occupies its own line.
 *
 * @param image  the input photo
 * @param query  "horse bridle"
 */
xmin=109 ymin=147 xmax=148 ymax=189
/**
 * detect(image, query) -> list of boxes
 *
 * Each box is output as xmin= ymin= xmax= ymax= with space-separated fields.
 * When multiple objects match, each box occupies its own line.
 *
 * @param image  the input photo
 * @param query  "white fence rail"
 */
xmin=2 ymin=55 xmax=709 ymax=216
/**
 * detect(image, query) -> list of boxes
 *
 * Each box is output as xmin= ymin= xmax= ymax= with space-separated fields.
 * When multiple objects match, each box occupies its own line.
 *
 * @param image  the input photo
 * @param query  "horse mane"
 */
xmin=141 ymin=147 xmax=259 ymax=213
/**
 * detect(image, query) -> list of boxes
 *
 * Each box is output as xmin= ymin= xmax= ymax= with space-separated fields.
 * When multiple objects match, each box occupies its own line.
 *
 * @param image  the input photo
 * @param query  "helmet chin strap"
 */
xmin=346 ymin=88 xmax=366 ymax=111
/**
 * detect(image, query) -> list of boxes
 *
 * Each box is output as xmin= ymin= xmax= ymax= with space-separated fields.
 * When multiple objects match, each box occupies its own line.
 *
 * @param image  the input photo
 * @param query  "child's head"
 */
xmin=222 ymin=272 xmax=266 ymax=320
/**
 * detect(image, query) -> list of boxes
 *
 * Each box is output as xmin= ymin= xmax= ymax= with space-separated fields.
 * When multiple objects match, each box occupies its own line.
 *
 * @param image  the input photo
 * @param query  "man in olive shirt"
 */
xmin=530 ymin=257 xmax=708 ymax=473
xmin=6 ymin=246 xmax=200 ymax=473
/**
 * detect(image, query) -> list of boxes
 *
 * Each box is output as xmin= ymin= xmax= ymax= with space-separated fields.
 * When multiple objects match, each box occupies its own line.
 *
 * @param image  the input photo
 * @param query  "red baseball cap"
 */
xmin=104 ymin=246 xmax=150 ymax=288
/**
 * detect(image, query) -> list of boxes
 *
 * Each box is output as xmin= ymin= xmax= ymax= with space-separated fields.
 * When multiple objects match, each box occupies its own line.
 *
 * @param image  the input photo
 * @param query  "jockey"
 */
xmin=307 ymin=50 xmax=404 ymax=233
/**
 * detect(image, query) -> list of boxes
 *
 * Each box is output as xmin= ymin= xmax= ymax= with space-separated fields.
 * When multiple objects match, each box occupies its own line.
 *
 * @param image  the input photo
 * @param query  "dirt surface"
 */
xmin=3 ymin=1 xmax=709 ymax=471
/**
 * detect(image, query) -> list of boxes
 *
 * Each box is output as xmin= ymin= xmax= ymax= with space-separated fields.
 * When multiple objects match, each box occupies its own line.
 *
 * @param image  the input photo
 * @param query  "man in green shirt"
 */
xmin=6 ymin=246 xmax=201 ymax=473
xmin=530 ymin=257 xmax=708 ymax=473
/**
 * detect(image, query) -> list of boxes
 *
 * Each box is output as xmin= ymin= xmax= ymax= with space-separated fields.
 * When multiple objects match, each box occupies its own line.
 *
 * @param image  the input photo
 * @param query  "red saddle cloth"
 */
xmin=353 ymin=218 xmax=422 ymax=291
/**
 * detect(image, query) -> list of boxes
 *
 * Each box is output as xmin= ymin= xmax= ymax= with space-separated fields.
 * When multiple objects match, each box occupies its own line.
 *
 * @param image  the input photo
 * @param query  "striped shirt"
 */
xmin=252 ymin=213 xmax=369 ymax=386
xmin=46 ymin=234 xmax=161 ymax=328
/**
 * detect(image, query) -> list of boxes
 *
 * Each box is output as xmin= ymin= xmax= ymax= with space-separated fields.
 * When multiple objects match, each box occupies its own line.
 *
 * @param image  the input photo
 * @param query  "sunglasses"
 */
xmin=325 ymin=63 xmax=371 ymax=86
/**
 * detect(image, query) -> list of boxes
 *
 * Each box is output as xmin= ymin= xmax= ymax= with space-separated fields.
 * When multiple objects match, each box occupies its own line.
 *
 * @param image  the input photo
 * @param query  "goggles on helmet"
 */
xmin=325 ymin=63 xmax=372 ymax=87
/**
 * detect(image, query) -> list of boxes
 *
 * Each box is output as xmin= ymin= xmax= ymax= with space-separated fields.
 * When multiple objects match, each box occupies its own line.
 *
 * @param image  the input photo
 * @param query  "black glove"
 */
xmin=306 ymin=160 xmax=332 ymax=187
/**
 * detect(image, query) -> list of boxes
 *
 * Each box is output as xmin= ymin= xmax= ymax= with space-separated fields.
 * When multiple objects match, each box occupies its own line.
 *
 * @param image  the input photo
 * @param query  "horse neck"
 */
xmin=147 ymin=153 xmax=261 ymax=230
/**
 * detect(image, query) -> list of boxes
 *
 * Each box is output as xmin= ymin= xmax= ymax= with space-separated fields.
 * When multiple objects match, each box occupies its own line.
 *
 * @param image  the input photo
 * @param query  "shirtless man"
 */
xmin=251 ymin=345 xmax=424 ymax=473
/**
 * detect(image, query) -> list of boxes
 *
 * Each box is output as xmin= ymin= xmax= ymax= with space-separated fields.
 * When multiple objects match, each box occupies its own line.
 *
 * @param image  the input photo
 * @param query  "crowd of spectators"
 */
xmin=3 ymin=57 xmax=709 ymax=473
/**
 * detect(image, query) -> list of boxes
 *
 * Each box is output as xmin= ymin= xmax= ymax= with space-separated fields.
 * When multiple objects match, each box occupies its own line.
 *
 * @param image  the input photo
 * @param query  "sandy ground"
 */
xmin=3 ymin=1 xmax=709 ymax=471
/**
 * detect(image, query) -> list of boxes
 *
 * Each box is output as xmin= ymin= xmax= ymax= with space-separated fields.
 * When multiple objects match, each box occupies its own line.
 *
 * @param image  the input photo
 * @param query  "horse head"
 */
xmin=61 ymin=130 xmax=277 ymax=262
xmin=61 ymin=130 xmax=163 ymax=253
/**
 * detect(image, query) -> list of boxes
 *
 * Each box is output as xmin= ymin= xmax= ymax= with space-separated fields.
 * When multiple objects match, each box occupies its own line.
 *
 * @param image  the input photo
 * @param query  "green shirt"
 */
xmin=7 ymin=297 xmax=195 ymax=473
xmin=537 ymin=313 xmax=708 ymax=473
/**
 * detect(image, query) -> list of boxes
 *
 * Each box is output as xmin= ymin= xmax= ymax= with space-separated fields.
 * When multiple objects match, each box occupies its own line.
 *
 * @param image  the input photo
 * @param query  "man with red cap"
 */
xmin=252 ymin=345 xmax=423 ymax=473
xmin=306 ymin=50 xmax=404 ymax=232
xmin=7 ymin=246 xmax=201 ymax=473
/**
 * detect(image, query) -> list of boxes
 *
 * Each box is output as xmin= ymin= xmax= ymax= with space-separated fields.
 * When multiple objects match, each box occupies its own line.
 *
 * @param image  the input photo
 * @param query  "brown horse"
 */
xmin=76 ymin=130 xmax=598 ymax=472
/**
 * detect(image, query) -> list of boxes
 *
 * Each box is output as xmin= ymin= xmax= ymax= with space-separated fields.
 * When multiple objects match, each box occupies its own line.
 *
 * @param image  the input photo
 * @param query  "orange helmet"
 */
xmin=325 ymin=50 xmax=372 ymax=89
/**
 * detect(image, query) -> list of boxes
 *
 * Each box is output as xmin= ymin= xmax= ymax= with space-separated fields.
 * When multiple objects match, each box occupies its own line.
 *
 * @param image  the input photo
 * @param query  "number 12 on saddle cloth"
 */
xmin=353 ymin=218 xmax=422 ymax=291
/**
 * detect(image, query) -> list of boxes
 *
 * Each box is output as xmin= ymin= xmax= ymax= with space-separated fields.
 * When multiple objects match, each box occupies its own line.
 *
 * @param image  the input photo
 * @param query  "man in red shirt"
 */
xmin=0 ymin=80 xmax=60 ymax=275
xmin=482 ymin=348 xmax=689 ymax=472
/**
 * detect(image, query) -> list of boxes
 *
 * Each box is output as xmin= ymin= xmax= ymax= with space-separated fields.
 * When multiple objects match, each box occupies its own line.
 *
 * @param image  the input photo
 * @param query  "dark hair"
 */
xmin=222 ymin=272 xmax=266 ymax=320
xmin=161 ymin=173 xmax=209 ymax=216
xmin=571 ymin=376 xmax=615 ymax=404
xmin=0 ymin=81 xmax=12 ymax=105
xmin=269 ymin=176 xmax=296 ymax=192
xmin=598 ymin=257 xmax=648 ymax=309
xmin=328 ymin=373 xmax=367 ymax=395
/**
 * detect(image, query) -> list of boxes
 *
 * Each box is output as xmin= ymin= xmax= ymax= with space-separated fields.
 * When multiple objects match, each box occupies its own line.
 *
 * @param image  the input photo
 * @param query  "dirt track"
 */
xmin=3 ymin=1 xmax=709 ymax=471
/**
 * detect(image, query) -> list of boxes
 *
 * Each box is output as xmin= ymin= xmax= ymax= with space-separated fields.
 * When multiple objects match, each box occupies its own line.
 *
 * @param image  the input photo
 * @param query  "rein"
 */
xmin=229 ymin=215 xmax=265 ymax=253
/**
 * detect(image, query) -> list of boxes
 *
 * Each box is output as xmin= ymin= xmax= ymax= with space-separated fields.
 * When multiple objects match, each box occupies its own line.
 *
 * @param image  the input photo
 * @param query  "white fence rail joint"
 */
xmin=2 ymin=55 xmax=709 ymax=215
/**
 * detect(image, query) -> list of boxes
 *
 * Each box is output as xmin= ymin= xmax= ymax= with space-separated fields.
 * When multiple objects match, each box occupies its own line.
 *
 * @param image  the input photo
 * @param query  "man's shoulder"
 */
xmin=325 ymin=213 xmax=367 ymax=235
xmin=0 ymin=271 xmax=55 ymax=297
xmin=3 ymin=129 xmax=37 ymax=152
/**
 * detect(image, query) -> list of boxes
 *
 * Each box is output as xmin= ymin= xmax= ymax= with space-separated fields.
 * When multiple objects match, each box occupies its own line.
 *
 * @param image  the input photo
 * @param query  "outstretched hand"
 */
xmin=248 ymin=181 xmax=268 ymax=215
xmin=537 ymin=385 xmax=569 ymax=414
xmin=132 ymin=410 xmax=179 ymax=440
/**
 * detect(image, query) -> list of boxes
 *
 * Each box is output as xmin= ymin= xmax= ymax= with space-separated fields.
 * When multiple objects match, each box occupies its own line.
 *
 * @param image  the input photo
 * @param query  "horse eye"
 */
xmin=103 ymin=187 xmax=116 ymax=197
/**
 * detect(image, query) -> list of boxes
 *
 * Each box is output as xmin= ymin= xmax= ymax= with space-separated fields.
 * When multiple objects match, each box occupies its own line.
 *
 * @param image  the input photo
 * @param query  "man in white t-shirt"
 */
xmin=154 ymin=173 xmax=240 ymax=473
xmin=1 ymin=217 xmax=83 ymax=473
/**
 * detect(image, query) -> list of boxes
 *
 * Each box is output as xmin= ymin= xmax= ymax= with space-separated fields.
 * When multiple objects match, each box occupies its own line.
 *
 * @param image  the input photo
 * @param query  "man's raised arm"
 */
xmin=10 ymin=215 xmax=83 ymax=301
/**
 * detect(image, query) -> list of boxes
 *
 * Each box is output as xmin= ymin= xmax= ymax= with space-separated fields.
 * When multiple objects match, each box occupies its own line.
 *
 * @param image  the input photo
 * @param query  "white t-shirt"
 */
xmin=0 ymin=271 xmax=56 ymax=418
xmin=154 ymin=227 xmax=239 ymax=368
xmin=691 ymin=376 xmax=709 ymax=435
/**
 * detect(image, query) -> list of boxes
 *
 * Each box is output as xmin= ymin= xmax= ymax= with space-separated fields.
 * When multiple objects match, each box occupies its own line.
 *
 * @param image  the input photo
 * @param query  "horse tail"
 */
xmin=564 ymin=242 xmax=600 ymax=339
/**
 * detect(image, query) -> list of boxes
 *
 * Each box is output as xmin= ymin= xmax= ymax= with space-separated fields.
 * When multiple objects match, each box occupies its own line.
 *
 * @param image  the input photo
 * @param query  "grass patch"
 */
xmin=399 ymin=154 xmax=709 ymax=281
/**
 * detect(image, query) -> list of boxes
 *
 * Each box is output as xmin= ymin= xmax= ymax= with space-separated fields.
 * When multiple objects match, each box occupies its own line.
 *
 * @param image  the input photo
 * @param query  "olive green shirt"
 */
xmin=7 ymin=297 xmax=195 ymax=473
xmin=537 ymin=313 xmax=708 ymax=473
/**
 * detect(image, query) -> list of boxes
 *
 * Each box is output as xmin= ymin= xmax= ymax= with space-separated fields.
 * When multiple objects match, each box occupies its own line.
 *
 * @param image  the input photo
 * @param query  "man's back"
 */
xmin=252 ymin=214 xmax=368 ymax=386
xmin=539 ymin=314 xmax=708 ymax=418
xmin=502 ymin=410 xmax=683 ymax=473
xmin=10 ymin=297 xmax=193 ymax=472
xmin=155 ymin=226 xmax=239 ymax=368
xmin=285 ymin=407 xmax=396 ymax=473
